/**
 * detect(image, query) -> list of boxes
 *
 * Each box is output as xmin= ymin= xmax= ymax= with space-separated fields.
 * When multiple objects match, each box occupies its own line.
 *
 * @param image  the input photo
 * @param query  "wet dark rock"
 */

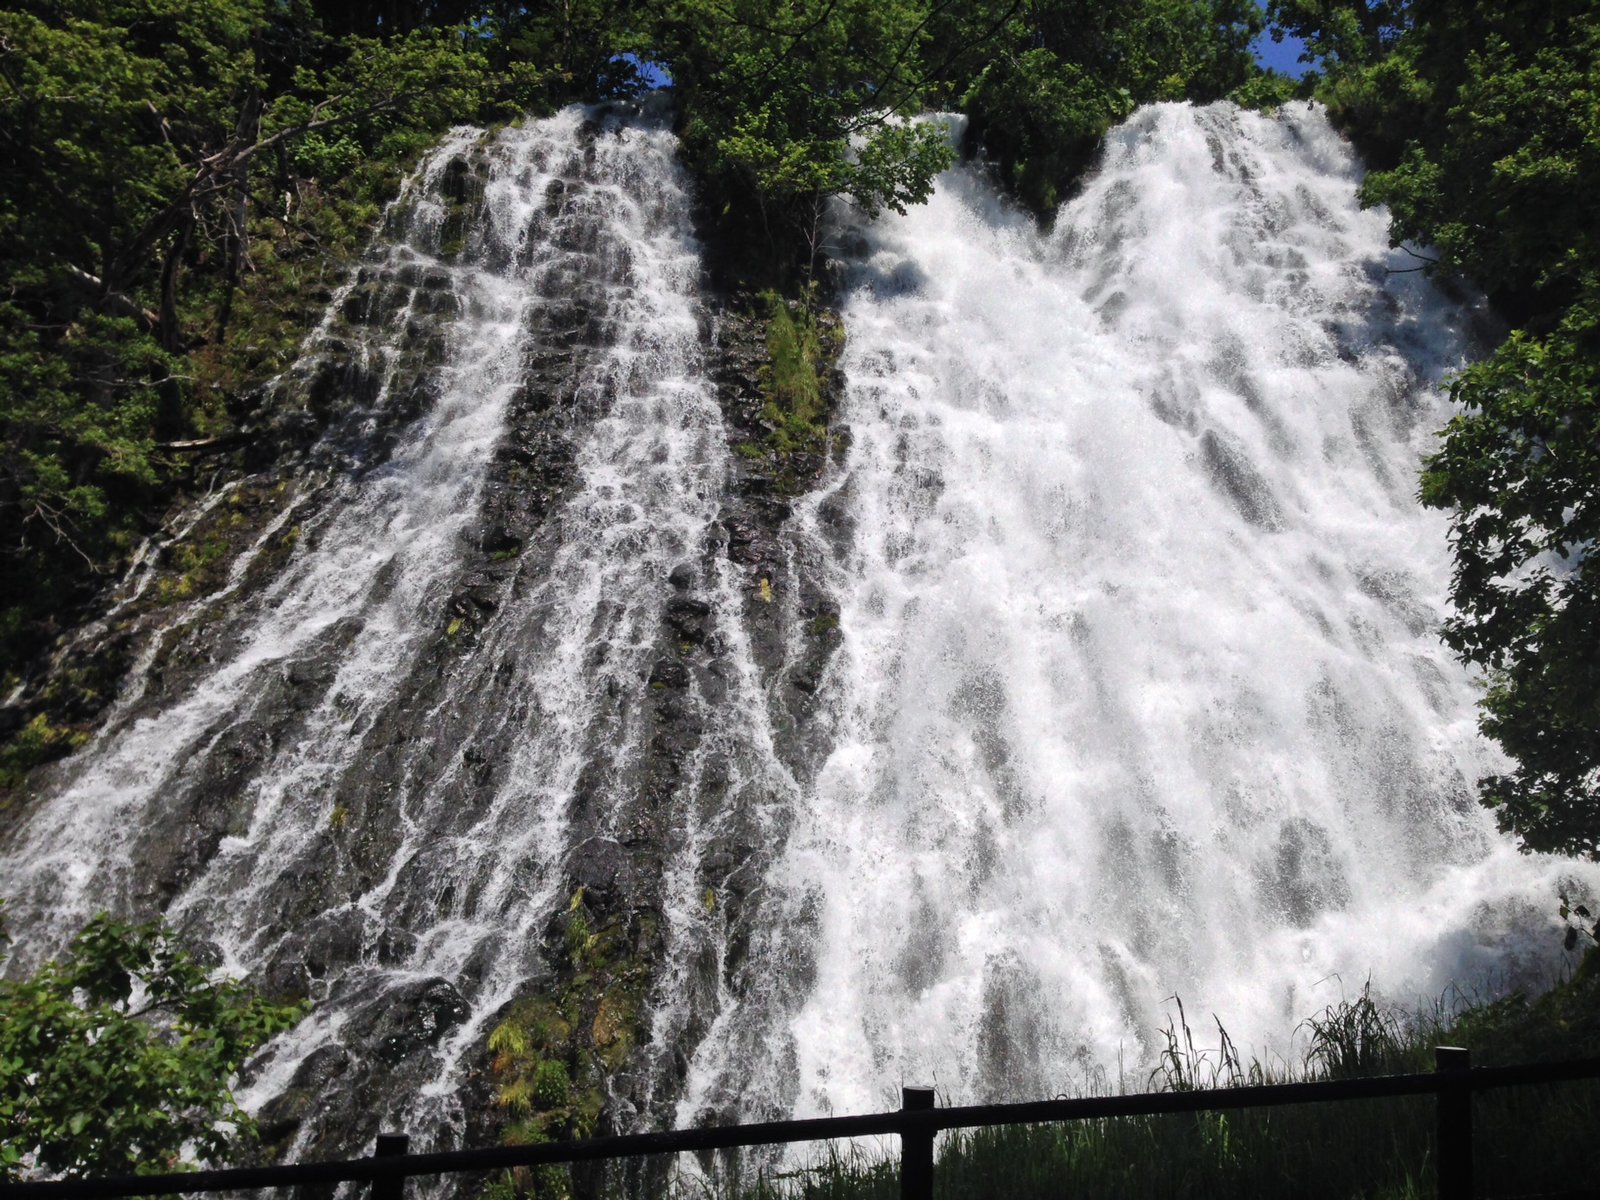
xmin=647 ymin=657 xmax=688 ymax=689
xmin=479 ymin=522 xmax=524 ymax=556
xmin=259 ymin=950 xmax=313 ymax=1004
xmin=123 ymin=720 xmax=271 ymax=903
xmin=568 ymin=837 xmax=639 ymax=910
xmin=254 ymin=1044 xmax=354 ymax=1153
xmin=649 ymin=719 xmax=699 ymax=764
xmin=665 ymin=596 xmax=712 ymax=644
xmin=723 ymin=518 xmax=759 ymax=564
xmin=668 ymin=563 xmax=695 ymax=590
xmin=441 ymin=154 xmax=474 ymax=198
xmin=279 ymin=657 xmax=339 ymax=713
xmin=288 ymin=910 xmax=368 ymax=980
xmin=260 ymin=893 xmax=372 ymax=992
xmin=1200 ymin=428 xmax=1282 ymax=530
xmin=977 ymin=955 xmax=1051 ymax=1102
xmin=367 ymin=977 xmax=469 ymax=1066
xmin=340 ymin=283 xmax=380 ymax=324
xmin=1264 ymin=816 xmax=1352 ymax=926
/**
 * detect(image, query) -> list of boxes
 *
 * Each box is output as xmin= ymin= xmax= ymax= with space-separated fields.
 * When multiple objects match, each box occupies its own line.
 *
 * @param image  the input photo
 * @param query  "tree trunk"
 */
xmin=158 ymin=217 xmax=192 ymax=353
xmin=215 ymin=92 xmax=262 ymax=344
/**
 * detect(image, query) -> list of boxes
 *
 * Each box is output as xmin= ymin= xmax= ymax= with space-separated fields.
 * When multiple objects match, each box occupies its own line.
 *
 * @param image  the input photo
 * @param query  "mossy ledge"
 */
xmin=479 ymin=889 xmax=659 ymax=1198
xmin=728 ymin=290 xmax=847 ymax=499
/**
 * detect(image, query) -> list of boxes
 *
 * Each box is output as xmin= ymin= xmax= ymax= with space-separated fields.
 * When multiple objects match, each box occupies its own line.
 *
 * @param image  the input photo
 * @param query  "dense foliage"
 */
xmin=655 ymin=0 xmax=1270 ymax=267
xmin=655 ymin=0 xmax=956 ymax=276
xmin=0 ymin=913 xmax=303 ymax=1179
xmin=0 ymin=1 xmax=503 ymax=687
xmin=925 ymin=0 xmax=1268 ymax=214
xmin=1283 ymin=0 xmax=1600 ymax=857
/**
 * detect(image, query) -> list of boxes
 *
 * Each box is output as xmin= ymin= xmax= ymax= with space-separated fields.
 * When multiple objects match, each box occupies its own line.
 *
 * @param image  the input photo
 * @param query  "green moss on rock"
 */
xmin=483 ymin=888 xmax=656 ymax=1194
xmin=757 ymin=291 xmax=838 ymax=460
xmin=0 ymin=714 xmax=89 ymax=792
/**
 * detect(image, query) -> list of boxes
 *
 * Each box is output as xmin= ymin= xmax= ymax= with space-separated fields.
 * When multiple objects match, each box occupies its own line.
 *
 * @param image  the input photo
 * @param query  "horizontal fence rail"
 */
xmin=5 ymin=1050 xmax=1599 ymax=1200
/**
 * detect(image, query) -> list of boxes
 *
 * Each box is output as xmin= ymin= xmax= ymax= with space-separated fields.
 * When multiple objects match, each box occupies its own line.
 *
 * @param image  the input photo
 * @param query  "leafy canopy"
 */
xmin=0 ymin=914 xmax=305 ymax=1180
xmin=1266 ymin=0 xmax=1411 ymax=67
xmin=924 ymin=0 xmax=1267 ymax=214
xmin=1420 ymin=294 xmax=1600 ymax=857
xmin=657 ymin=0 xmax=957 ymax=275
xmin=0 ymin=0 xmax=498 ymax=689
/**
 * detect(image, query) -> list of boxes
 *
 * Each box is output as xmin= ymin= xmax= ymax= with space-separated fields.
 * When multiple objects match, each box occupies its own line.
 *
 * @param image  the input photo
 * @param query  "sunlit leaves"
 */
xmin=0 ymin=914 xmax=305 ymax=1180
xmin=1420 ymin=290 xmax=1600 ymax=857
xmin=1362 ymin=17 xmax=1600 ymax=297
xmin=928 ymin=0 xmax=1265 ymax=215
xmin=0 ymin=1 xmax=501 ymax=677
xmin=659 ymin=0 xmax=956 ymax=266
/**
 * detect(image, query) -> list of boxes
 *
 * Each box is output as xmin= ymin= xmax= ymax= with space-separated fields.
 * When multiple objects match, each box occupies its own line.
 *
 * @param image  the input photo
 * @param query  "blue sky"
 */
xmin=1254 ymin=30 xmax=1314 ymax=77
xmin=1252 ymin=0 xmax=1316 ymax=77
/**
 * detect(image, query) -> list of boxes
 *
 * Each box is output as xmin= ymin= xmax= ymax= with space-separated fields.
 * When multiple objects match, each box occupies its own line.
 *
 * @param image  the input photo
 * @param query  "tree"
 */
xmin=0 ymin=914 xmax=304 ymax=1180
xmin=925 ymin=0 xmax=1266 ymax=214
xmin=1420 ymin=293 xmax=1600 ymax=858
xmin=1290 ymin=0 xmax=1600 ymax=857
xmin=0 ymin=1 xmax=496 ymax=686
xmin=654 ymin=0 xmax=957 ymax=279
xmin=1367 ymin=2 xmax=1600 ymax=857
xmin=474 ymin=0 xmax=650 ymax=100
xmin=1265 ymin=0 xmax=1411 ymax=68
xmin=1358 ymin=2 xmax=1599 ymax=315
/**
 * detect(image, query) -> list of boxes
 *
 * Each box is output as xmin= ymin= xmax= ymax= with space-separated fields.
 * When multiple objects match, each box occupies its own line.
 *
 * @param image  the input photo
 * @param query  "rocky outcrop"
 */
xmin=708 ymin=294 xmax=847 ymax=773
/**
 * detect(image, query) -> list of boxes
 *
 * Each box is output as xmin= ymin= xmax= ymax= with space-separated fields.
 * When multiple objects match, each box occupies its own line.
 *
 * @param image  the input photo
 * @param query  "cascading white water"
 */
xmin=5 ymin=97 xmax=1599 ymax=1172
xmin=676 ymin=103 xmax=1600 ymax=1123
xmin=0 ymin=115 xmax=561 ymax=942
xmin=0 ymin=105 xmax=779 ymax=1159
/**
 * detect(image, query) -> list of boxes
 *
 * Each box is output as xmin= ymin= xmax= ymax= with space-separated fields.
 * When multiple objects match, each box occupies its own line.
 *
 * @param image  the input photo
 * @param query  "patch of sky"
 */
xmin=1252 ymin=0 xmax=1317 ymax=78
xmin=616 ymin=52 xmax=671 ymax=90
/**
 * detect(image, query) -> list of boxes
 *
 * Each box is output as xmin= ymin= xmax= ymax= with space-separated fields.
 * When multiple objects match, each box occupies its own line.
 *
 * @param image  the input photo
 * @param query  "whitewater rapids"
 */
xmin=674 ymin=103 xmax=1600 ymax=1122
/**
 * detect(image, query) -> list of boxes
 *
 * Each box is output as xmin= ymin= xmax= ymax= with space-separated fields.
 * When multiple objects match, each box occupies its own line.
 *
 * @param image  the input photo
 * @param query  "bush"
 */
xmin=0 ymin=914 xmax=305 ymax=1180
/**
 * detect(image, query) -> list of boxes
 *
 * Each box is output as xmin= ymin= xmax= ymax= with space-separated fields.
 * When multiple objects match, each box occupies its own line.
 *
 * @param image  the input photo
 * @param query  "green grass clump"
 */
xmin=761 ymin=299 xmax=822 ymax=441
xmin=695 ymin=969 xmax=1600 ymax=1200
xmin=0 ymin=713 xmax=89 ymax=791
xmin=757 ymin=293 xmax=833 ymax=460
xmin=482 ymin=889 xmax=658 ymax=1198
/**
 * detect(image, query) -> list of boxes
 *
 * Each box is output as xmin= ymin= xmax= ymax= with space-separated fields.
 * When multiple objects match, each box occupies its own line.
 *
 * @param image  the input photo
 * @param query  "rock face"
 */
xmin=0 ymin=107 xmax=849 ymax=1191
xmin=708 ymin=297 xmax=849 ymax=777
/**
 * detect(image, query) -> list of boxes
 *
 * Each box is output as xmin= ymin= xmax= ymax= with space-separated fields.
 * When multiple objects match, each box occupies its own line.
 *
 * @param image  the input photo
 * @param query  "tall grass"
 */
xmin=488 ymin=962 xmax=1600 ymax=1198
xmin=697 ymin=966 xmax=1600 ymax=1200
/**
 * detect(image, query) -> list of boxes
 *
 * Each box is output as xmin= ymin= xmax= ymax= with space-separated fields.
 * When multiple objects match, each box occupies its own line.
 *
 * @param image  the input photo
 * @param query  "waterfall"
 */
xmin=0 ymin=104 xmax=786 ymax=1159
xmin=3 ymin=99 xmax=1597 ymax=1171
xmin=675 ymin=103 xmax=1600 ymax=1123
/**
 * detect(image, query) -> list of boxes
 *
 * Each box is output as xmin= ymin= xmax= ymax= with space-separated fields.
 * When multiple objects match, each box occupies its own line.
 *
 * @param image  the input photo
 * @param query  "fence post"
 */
xmin=373 ymin=1132 xmax=409 ymax=1200
xmin=1435 ymin=1046 xmax=1472 ymax=1200
xmin=901 ymin=1086 xmax=936 ymax=1200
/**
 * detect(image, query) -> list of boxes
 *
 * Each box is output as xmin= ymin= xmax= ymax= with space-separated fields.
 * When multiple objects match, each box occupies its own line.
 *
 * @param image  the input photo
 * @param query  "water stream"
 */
xmin=3 ymin=101 xmax=1595 ymax=1170
xmin=675 ymin=103 xmax=1600 ymax=1123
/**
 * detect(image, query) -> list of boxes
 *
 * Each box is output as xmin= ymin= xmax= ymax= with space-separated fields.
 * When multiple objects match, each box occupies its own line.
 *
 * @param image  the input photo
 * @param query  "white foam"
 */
xmin=680 ymin=102 xmax=1600 ymax=1120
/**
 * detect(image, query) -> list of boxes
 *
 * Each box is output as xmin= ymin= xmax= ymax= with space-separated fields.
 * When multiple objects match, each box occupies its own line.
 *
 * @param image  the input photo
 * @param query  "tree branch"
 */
xmin=55 ymin=261 xmax=160 ymax=330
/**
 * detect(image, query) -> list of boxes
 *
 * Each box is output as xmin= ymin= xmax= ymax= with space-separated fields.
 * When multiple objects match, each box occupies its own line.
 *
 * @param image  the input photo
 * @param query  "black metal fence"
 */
xmin=5 ymin=1048 xmax=1599 ymax=1200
